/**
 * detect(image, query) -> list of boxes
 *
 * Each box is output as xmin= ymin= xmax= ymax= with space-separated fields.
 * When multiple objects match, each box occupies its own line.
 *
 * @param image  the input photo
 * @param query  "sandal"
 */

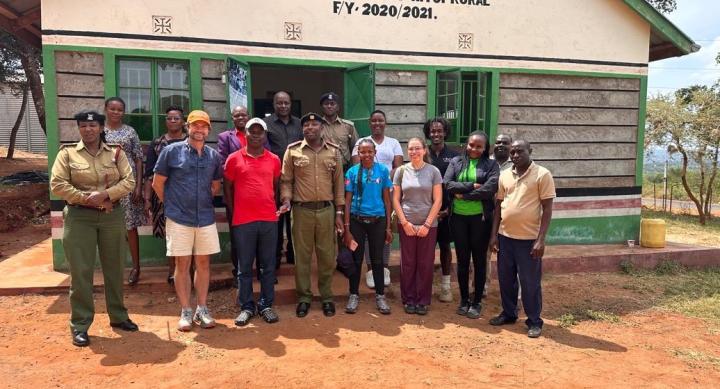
xmin=128 ymin=267 xmax=140 ymax=286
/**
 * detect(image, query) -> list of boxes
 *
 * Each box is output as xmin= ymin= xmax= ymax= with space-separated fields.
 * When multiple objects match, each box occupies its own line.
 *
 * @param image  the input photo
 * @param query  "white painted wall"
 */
xmin=43 ymin=0 xmax=651 ymax=72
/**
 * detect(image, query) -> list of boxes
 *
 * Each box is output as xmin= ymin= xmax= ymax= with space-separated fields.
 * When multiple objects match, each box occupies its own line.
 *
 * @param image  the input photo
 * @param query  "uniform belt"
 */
xmin=66 ymin=201 xmax=119 ymax=211
xmin=293 ymin=201 xmax=331 ymax=210
xmin=351 ymin=215 xmax=383 ymax=224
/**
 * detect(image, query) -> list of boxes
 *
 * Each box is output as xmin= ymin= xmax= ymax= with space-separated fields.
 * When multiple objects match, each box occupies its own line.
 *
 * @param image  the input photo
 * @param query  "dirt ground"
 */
xmin=0 ymin=148 xmax=50 ymax=260
xmin=1 ymin=148 xmax=719 ymax=387
xmin=1 ymin=272 xmax=719 ymax=388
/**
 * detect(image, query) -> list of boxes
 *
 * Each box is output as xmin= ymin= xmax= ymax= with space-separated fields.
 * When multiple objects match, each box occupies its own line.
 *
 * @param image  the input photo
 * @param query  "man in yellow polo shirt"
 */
xmin=488 ymin=140 xmax=555 ymax=338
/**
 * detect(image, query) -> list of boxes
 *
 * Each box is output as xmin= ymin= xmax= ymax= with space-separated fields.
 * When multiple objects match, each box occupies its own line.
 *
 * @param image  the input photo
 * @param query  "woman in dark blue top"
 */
xmin=343 ymin=139 xmax=394 ymax=315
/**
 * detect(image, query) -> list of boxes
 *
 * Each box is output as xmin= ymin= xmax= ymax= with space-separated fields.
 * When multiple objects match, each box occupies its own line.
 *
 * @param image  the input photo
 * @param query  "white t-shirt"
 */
xmin=351 ymin=136 xmax=403 ymax=173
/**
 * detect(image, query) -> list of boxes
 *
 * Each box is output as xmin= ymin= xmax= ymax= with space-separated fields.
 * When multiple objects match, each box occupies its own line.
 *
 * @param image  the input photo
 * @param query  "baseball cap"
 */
xmin=245 ymin=117 xmax=268 ymax=131
xmin=187 ymin=110 xmax=211 ymax=125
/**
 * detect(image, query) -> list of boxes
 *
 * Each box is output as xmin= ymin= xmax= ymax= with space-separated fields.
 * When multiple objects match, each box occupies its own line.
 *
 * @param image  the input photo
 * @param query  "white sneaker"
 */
xmin=193 ymin=306 xmax=216 ymax=329
xmin=345 ymin=294 xmax=360 ymax=314
xmin=438 ymin=285 xmax=453 ymax=302
xmin=366 ymin=270 xmax=375 ymax=289
xmin=376 ymin=294 xmax=391 ymax=314
xmin=177 ymin=308 xmax=193 ymax=331
xmin=383 ymin=267 xmax=391 ymax=286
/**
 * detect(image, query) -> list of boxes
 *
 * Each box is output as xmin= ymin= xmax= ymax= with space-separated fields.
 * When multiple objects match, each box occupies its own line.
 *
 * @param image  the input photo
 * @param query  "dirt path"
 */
xmin=1 ymin=273 xmax=718 ymax=388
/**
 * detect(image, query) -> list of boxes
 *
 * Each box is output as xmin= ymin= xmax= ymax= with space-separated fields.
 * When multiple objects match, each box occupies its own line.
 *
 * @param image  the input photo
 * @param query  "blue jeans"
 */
xmin=497 ymin=234 xmax=543 ymax=328
xmin=233 ymin=221 xmax=278 ymax=312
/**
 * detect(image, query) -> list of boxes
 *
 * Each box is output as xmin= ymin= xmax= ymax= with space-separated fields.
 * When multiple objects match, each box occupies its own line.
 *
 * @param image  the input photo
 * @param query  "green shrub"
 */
xmin=655 ymin=260 xmax=685 ymax=275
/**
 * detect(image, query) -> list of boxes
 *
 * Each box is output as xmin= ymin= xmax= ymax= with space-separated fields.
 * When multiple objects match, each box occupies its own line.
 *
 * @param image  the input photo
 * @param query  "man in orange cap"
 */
xmin=153 ymin=109 xmax=224 ymax=331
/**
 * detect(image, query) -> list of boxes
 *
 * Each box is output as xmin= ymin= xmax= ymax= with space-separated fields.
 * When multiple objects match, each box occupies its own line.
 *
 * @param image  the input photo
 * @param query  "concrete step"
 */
xmin=3 ymin=239 xmax=720 ymax=303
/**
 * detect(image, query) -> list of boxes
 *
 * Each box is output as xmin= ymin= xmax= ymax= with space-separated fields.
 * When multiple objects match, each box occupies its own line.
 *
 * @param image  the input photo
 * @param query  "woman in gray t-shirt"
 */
xmin=392 ymin=137 xmax=442 ymax=315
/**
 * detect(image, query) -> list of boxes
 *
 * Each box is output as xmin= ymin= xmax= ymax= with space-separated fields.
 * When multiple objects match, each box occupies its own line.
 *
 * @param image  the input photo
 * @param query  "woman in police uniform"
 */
xmin=50 ymin=110 xmax=139 ymax=347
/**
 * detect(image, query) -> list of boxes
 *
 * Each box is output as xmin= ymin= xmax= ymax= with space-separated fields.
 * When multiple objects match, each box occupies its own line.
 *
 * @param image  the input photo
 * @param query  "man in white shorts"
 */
xmin=153 ymin=110 xmax=223 ymax=331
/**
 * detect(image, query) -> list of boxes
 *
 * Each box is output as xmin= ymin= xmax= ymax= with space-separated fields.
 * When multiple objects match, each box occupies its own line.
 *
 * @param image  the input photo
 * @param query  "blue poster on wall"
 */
xmin=228 ymin=58 xmax=249 ymax=110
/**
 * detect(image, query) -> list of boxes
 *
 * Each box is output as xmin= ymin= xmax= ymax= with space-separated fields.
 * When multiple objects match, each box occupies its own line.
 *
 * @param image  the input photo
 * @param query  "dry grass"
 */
xmin=642 ymin=208 xmax=720 ymax=247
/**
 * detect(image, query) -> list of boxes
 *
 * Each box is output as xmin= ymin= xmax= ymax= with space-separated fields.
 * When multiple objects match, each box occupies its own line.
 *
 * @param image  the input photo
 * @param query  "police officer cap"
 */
xmin=74 ymin=110 xmax=105 ymax=124
xmin=320 ymin=92 xmax=340 ymax=104
xmin=300 ymin=112 xmax=327 ymax=126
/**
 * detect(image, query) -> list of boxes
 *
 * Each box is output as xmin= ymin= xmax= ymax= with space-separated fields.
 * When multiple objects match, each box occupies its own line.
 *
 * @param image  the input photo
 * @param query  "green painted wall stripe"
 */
xmin=52 ymin=233 xmax=233 ymax=271
xmin=50 ymin=214 xmax=641 ymax=269
xmin=42 ymin=45 xmax=60 ymax=200
xmin=547 ymin=215 xmax=640 ymax=245
xmin=622 ymin=0 xmax=697 ymax=55
xmin=425 ymin=70 xmax=437 ymax=119
xmin=189 ymin=56 xmax=203 ymax=109
xmin=487 ymin=71 xmax=500 ymax=141
xmin=44 ymin=44 xmax=648 ymax=77
xmin=636 ymin=76 xmax=648 ymax=186
xmin=103 ymin=52 xmax=116 ymax=99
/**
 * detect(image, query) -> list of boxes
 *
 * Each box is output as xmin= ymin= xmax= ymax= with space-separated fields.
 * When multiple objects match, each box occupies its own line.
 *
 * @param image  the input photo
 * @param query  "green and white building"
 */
xmin=42 ymin=0 xmax=698 ymax=269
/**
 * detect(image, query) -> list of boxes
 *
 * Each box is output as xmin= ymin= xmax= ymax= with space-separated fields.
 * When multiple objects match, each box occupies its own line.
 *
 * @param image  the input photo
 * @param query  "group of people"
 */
xmin=50 ymin=90 xmax=555 ymax=348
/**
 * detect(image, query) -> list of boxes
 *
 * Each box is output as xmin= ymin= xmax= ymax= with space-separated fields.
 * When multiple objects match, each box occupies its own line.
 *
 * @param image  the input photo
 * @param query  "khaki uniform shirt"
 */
xmin=497 ymin=162 xmax=555 ymax=240
xmin=322 ymin=116 xmax=358 ymax=167
xmin=280 ymin=139 xmax=345 ymax=206
xmin=50 ymin=140 xmax=135 ymax=205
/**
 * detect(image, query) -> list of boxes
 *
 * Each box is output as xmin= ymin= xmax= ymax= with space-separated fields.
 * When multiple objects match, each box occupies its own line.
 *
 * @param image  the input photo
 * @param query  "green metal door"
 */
xmin=227 ymin=57 xmax=252 ymax=116
xmin=436 ymin=69 xmax=461 ymax=143
xmin=344 ymin=64 xmax=375 ymax=137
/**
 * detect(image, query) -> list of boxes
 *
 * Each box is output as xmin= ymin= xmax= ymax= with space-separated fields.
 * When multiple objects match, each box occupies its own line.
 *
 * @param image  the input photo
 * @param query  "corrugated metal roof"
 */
xmin=0 ymin=85 xmax=46 ymax=153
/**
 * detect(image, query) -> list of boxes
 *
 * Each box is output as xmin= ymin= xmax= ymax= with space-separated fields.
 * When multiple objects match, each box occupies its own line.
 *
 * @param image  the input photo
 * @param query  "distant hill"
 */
xmin=644 ymin=145 xmax=701 ymax=174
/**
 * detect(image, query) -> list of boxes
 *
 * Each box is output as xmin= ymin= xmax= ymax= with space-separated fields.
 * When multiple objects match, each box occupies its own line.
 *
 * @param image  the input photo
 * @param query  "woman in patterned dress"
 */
xmin=103 ymin=97 xmax=146 ymax=285
xmin=143 ymin=106 xmax=187 ymax=284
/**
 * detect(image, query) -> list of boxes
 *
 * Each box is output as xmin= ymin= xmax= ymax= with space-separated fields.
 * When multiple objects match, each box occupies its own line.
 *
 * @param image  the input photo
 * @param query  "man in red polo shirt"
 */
xmin=223 ymin=118 xmax=283 ymax=326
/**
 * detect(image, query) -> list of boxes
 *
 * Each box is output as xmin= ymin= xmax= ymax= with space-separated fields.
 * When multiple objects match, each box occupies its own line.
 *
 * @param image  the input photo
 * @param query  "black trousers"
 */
xmin=276 ymin=211 xmax=294 ymax=268
xmin=226 ymin=205 xmax=238 ymax=277
xmin=497 ymin=234 xmax=543 ymax=328
xmin=348 ymin=216 xmax=386 ymax=296
xmin=450 ymin=213 xmax=490 ymax=305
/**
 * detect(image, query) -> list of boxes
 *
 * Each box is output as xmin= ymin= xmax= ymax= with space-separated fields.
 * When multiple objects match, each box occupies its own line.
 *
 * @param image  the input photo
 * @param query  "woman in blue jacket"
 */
xmin=443 ymin=131 xmax=499 ymax=319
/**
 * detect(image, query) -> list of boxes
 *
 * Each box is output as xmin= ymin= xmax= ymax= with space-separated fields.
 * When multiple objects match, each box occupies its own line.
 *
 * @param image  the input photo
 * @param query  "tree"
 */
xmin=647 ymin=0 xmax=677 ymax=14
xmin=0 ymin=33 xmax=29 ymax=159
xmin=0 ymin=30 xmax=45 ymax=139
xmin=646 ymin=86 xmax=720 ymax=224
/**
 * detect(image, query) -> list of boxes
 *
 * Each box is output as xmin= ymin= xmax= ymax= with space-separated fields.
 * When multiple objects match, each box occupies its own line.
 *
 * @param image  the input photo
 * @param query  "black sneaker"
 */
xmin=489 ymin=314 xmax=517 ymax=326
xmin=415 ymin=304 xmax=428 ymax=315
xmin=528 ymin=326 xmax=542 ymax=338
xmin=456 ymin=302 xmax=470 ymax=316
xmin=404 ymin=304 xmax=416 ymax=314
xmin=260 ymin=307 xmax=279 ymax=324
xmin=466 ymin=304 xmax=481 ymax=319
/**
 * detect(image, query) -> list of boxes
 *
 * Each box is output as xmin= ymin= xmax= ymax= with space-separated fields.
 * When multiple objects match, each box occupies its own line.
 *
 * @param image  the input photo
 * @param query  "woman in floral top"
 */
xmin=143 ymin=106 xmax=187 ymax=284
xmin=103 ymin=97 xmax=146 ymax=285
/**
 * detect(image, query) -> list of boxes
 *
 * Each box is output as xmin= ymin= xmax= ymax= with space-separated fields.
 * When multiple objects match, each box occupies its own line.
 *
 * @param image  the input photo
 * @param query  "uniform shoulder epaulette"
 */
xmin=106 ymin=143 xmax=122 ymax=147
xmin=287 ymin=140 xmax=303 ymax=149
xmin=58 ymin=143 xmax=77 ymax=149
xmin=326 ymin=141 xmax=340 ymax=148
xmin=340 ymin=118 xmax=354 ymax=126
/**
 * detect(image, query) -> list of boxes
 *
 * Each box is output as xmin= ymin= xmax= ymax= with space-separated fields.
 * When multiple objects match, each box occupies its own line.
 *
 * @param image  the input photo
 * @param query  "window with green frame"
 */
xmin=118 ymin=59 xmax=190 ymax=141
xmin=436 ymin=70 xmax=490 ymax=143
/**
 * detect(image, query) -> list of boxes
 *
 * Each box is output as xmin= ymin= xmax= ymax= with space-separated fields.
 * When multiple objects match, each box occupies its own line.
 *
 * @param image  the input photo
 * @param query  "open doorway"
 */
xmin=250 ymin=65 xmax=344 ymax=119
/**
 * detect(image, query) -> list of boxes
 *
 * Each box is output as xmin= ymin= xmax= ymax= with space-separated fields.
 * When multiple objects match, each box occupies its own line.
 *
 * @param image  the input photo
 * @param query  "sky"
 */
xmin=647 ymin=0 xmax=720 ymax=96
